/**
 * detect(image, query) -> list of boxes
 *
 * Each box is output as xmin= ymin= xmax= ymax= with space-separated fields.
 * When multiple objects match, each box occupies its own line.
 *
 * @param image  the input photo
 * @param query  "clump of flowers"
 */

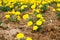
xmin=16 ymin=33 xmax=32 ymax=40
xmin=27 ymin=13 xmax=45 ymax=31
xmin=56 ymin=2 xmax=60 ymax=11
xmin=5 ymin=10 xmax=21 ymax=22
xmin=0 ymin=0 xmax=57 ymax=12
xmin=0 ymin=0 xmax=60 ymax=40
xmin=3 ymin=0 xmax=58 ymax=31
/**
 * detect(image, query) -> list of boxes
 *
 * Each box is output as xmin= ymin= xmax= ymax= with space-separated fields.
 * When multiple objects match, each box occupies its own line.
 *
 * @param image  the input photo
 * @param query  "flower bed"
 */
xmin=0 ymin=0 xmax=60 ymax=40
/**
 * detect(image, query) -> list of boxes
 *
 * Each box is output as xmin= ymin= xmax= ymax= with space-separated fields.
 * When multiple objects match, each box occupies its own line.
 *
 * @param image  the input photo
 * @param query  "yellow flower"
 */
xmin=40 ymin=17 xmax=45 ymax=22
xmin=43 ymin=19 xmax=45 ymax=22
xmin=6 ymin=11 xmax=11 ymax=14
xmin=9 ymin=5 xmax=14 ymax=8
xmin=23 ymin=14 xmax=29 ymax=20
xmin=33 ymin=26 xmax=38 ymax=30
xmin=42 ymin=1 xmax=47 ymax=4
xmin=21 ymin=5 xmax=27 ymax=9
xmin=26 ymin=37 xmax=32 ymax=40
xmin=39 ymin=4 xmax=43 ymax=8
xmin=11 ymin=9 xmax=15 ymax=14
xmin=0 ymin=1 xmax=2 ymax=6
xmin=57 ymin=3 xmax=60 ymax=7
xmin=47 ymin=5 xmax=50 ymax=8
xmin=5 ymin=15 xmax=10 ymax=19
xmin=16 ymin=33 xmax=24 ymax=39
xmin=20 ymin=6 xmax=24 ymax=10
xmin=17 ymin=16 xmax=21 ymax=21
xmin=27 ymin=21 xmax=33 ymax=26
xmin=52 ymin=8 xmax=56 ymax=12
xmin=36 ymin=14 xmax=42 ymax=18
xmin=15 ymin=11 xmax=20 ymax=15
xmin=31 ymin=4 xmax=36 ymax=9
xmin=35 ymin=9 xmax=40 ymax=13
xmin=0 ymin=4 xmax=2 ymax=6
xmin=56 ymin=8 xmax=60 ymax=11
xmin=55 ymin=0 xmax=60 ymax=2
xmin=36 ymin=20 xmax=42 ymax=26
xmin=5 ymin=3 xmax=11 ymax=6
xmin=46 ymin=0 xmax=52 ymax=3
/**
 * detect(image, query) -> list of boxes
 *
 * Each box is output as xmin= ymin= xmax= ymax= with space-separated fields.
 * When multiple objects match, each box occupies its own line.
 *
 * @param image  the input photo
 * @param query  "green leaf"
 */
xmin=41 ymin=4 xmax=48 ymax=12
xmin=0 ymin=20 xmax=2 ymax=25
xmin=20 ymin=38 xmax=26 ymax=40
xmin=57 ymin=12 xmax=60 ymax=19
xmin=28 ymin=18 xmax=33 ymax=21
xmin=1 ymin=6 xmax=12 ymax=12
xmin=37 ymin=26 xmax=42 ymax=32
